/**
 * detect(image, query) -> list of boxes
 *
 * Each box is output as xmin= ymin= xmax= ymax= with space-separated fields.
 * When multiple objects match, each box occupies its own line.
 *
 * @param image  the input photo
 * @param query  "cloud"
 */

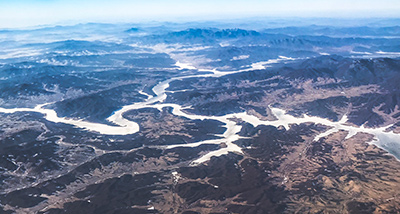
xmin=0 ymin=0 xmax=399 ymax=28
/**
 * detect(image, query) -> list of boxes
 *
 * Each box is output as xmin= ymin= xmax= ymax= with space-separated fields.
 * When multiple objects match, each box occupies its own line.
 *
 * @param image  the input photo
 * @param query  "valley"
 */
xmin=1 ymin=21 xmax=400 ymax=213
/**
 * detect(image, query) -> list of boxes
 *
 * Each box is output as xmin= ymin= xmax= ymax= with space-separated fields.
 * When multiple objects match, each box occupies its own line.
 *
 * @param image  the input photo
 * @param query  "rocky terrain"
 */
xmin=1 ymin=21 xmax=400 ymax=213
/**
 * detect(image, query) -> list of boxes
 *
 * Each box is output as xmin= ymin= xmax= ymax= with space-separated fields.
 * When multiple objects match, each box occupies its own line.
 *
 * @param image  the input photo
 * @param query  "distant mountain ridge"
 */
xmin=262 ymin=25 xmax=400 ymax=37
xmin=168 ymin=28 xmax=261 ymax=38
xmin=146 ymin=28 xmax=262 ymax=44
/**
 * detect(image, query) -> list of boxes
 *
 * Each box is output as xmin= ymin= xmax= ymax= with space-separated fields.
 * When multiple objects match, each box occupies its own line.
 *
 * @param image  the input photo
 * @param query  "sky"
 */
xmin=0 ymin=0 xmax=400 ymax=28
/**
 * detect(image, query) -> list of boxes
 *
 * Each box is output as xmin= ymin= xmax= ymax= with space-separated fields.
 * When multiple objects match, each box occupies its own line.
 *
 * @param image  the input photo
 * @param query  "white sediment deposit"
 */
xmin=2 ymin=56 xmax=400 ymax=164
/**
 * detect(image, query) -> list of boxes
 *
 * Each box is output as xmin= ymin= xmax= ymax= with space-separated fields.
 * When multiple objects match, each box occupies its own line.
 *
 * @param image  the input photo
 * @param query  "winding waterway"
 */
xmin=1 ymin=57 xmax=400 ymax=164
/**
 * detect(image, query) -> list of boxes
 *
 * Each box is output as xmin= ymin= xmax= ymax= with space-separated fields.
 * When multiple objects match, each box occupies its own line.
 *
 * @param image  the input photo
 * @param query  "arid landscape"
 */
xmin=1 ymin=20 xmax=400 ymax=213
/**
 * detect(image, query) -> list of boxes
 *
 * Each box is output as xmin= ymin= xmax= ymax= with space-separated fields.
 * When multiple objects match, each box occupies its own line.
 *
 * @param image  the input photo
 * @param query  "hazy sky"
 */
xmin=0 ymin=0 xmax=400 ymax=28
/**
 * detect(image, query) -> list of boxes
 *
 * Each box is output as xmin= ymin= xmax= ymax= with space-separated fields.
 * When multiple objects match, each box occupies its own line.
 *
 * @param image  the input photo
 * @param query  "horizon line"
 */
xmin=1 ymin=16 xmax=400 ymax=30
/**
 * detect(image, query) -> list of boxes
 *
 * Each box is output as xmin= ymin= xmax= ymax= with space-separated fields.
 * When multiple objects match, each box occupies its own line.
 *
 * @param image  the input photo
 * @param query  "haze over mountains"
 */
xmin=1 ymin=19 xmax=400 ymax=213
